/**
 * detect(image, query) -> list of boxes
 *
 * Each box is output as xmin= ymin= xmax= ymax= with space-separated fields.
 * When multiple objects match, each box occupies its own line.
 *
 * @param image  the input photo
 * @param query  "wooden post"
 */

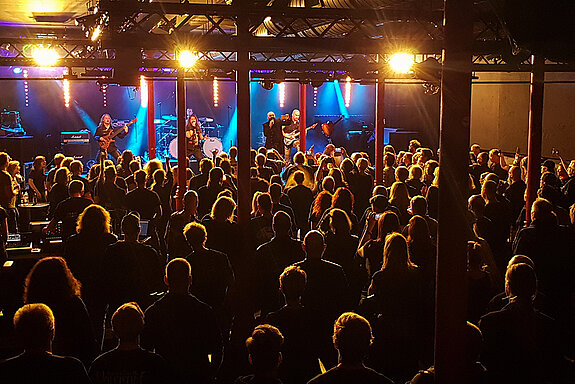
xmin=525 ymin=55 xmax=545 ymax=226
xmin=236 ymin=13 xmax=251 ymax=228
xmin=434 ymin=0 xmax=474 ymax=381
xmin=175 ymin=72 xmax=187 ymax=210
xmin=147 ymin=78 xmax=156 ymax=159
xmin=299 ymin=83 xmax=307 ymax=152
xmin=375 ymin=69 xmax=385 ymax=185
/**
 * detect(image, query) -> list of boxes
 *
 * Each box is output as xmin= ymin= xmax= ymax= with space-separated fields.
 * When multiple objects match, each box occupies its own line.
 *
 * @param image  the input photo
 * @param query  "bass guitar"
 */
xmin=283 ymin=123 xmax=317 ymax=147
xmin=98 ymin=118 xmax=137 ymax=150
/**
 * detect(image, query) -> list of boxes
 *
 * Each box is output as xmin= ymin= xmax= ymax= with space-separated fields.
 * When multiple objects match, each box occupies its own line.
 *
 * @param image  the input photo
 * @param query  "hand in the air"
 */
xmin=124 ymin=126 xmax=129 ymax=133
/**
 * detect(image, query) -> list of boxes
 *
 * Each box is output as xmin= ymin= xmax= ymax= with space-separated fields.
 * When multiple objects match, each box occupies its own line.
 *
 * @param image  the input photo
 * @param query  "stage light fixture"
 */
xmin=313 ymin=86 xmax=318 ymax=107
xmin=32 ymin=46 xmax=59 ymax=66
xmin=91 ymin=25 xmax=102 ymax=41
xmin=178 ymin=50 xmax=199 ymax=68
xmin=310 ymin=80 xmax=324 ymax=88
xmin=12 ymin=67 xmax=22 ymax=74
xmin=389 ymin=53 xmax=414 ymax=74
xmin=213 ymin=78 xmax=219 ymax=107
xmin=23 ymin=70 xmax=29 ymax=107
xmin=63 ymin=79 xmax=70 ymax=108
xmin=260 ymin=80 xmax=274 ymax=90
xmin=279 ymin=82 xmax=285 ymax=108
xmin=140 ymin=75 xmax=148 ymax=108
xmin=344 ymin=76 xmax=351 ymax=108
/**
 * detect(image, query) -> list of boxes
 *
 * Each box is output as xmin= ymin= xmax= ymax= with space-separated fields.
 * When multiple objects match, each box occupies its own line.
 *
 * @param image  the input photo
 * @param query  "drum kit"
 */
xmin=155 ymin=115 xmax=224 ymax=159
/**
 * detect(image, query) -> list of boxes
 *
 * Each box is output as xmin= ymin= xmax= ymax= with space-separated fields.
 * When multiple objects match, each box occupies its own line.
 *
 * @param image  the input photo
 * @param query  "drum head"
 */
xmin=202 ymin=137 xmax=223 ymax=157
xmin=169 ymin=137 xmax=179 ymax=158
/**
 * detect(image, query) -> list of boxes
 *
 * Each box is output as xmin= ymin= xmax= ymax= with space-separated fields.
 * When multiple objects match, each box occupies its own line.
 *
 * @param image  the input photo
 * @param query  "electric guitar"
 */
xmin=283 ymin=123 xmax=317 ymax=146
xmin=321 ymin=115 xmax=344 ymax=137
xmin=98 ymin=118 xmax=137 ymax=150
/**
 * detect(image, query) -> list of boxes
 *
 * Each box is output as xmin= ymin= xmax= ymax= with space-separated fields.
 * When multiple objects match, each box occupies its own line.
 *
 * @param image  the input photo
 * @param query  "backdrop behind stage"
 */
xmin=0 ymin=71 xmax=440 ymax=162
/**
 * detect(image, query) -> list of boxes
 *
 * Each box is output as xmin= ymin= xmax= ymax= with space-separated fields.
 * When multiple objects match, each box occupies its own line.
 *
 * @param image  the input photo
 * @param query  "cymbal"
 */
xmin=162 ymin=115 xmax=177 ymax=121
xmin=198 ymin=117 xmax=214 ymax=123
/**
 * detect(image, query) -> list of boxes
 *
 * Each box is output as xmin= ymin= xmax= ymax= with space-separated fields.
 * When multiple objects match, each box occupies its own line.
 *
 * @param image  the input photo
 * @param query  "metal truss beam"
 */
xmin=0 ymin=2 xmax=571 ymax=75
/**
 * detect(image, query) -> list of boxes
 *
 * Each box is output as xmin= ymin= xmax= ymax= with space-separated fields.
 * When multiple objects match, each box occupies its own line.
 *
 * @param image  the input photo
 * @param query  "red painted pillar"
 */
xmin=375 ymin=70 xmax=385 ymax=185
xmin=175 ymin=72 xmax=187 ymax=210
xmin=299 ymin=83 xmax=307 ymax=152
xmin=525 ymin=55 xmax=545 ymax=226
xmin=434 ymin=0 xmax=473 ymax=381
xmin=147 ymin=78 xmax=156 ymax=159
xmin=236 ymin=14 xmax=251 ymax=228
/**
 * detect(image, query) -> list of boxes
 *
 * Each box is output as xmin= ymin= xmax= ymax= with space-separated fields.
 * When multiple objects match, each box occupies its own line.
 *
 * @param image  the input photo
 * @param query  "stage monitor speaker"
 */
xmin=62 ymin=143 xmax=92 ymax=161
xmin=389 ymin=131 xmax=421 ymax=152
xmin=0 ymin=136 xmax=35 ymax=162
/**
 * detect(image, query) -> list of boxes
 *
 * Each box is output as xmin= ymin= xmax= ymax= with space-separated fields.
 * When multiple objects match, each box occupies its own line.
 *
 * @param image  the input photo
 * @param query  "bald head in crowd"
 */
xmin=302 ymin=230 xmax=326 ymax=259
xmin=165 ymin=258 xmax=192 ymax=293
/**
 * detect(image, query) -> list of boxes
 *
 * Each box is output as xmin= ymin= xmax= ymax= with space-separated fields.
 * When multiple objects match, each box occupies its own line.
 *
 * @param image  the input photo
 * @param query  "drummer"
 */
xmin=185 ymin=114 xmax=205 ymax=161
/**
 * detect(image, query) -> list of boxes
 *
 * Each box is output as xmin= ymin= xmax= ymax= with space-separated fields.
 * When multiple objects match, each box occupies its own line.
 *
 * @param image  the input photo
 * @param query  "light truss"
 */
xmin=0 ymin=1 xmax=573 ymax=76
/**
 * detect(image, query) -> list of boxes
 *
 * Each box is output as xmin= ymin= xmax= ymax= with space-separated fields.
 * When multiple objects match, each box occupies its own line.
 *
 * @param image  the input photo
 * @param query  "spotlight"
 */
xmin=32 ymin=46 xmax=59 ymax=66
xmin=12 ymin=67 xmax=22 ymax=74
xmin=310 ymin=80 xmax=324 ymax=88
xmin=213 ymin=79 xmax=220 ymax=107
xmin=178 ymin=50 xmax=199 ymax=68
xmin=260 ymin=80 xmax=274 ymax=90
xmin=344 ymin=76 xmax=351 ymax=108
xmin=91 ymin=25 xmax=102 ymax=41
xmin=279 ymin=82 xmax=285 ymax=108
xmin=389 ymin=53 xmax=414 ymax=74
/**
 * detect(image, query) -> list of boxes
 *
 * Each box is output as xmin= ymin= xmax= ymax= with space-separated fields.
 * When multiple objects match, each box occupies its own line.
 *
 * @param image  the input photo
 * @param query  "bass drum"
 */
xmin=168 ymin=137 xmax=179 ymax=158
xmin=202 ymin=137 xmax=223 ymax=157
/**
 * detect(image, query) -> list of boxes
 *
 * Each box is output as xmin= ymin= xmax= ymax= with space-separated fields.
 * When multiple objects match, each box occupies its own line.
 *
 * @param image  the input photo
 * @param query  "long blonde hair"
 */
xmin=382 ymin=233 xmax=417 ymax=272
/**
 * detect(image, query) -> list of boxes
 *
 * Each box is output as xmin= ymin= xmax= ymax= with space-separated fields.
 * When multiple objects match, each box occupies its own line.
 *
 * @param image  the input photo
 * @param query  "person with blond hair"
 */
xmin=64 ymin=204 xmax=117 ymax=332
xmin=362 ymin=233 xmax=426 ymax=382
xmin=184 ymin=221 xmax=234 ymax=311
xmin=308 ymin=312 xmax=393 ymax=384
xmin=89 ymin=302 xmax=168 ymax=384
xmin=0 ymin=303 xmax=90 ymax=383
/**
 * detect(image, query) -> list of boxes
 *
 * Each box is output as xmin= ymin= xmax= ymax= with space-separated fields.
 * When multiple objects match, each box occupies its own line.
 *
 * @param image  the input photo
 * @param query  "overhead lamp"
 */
xmin=310 ymin=80 xmax=324 ymax=88
xmin=178 ymin=50 xmax=199 ymax=68
xmin=260 ymin=80 xmax=274 ymax=90
xmin=91 ymin=25 xmax=102 ymax=41
xmin=32 ymin=46 xmax=59 ymax=66
xmin=389 ymin=53 xmax=414 ymax=74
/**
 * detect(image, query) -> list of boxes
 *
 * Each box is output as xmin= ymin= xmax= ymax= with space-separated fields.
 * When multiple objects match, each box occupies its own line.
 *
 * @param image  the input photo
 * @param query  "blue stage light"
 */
xmin=13 ymin=67 xmax=22 ymax=74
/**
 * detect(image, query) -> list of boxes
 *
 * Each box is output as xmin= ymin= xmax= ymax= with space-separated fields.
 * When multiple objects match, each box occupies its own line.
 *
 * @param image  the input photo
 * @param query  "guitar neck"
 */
xmin=109 ymin=120 xmax=134 ymax=139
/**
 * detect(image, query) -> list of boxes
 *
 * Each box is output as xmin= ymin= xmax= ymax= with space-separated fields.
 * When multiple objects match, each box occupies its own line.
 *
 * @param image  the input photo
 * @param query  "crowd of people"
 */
xmin=0 ymin=138 xmax=574 ymax=383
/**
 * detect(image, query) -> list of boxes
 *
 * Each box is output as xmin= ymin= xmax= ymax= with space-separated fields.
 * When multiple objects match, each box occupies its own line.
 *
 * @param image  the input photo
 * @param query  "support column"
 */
xmin=375 ymin=69 xmax=385 ymax=185
xmin=147 ymin=78 xmax=156 ymax=159
xmin=434 ymin=0 xmax=473 ymax=382
xmin=236 ymin=15 xmax=251 ymax=228
xmin=525 ymin=55 xmax=545 ymax=226
xmin=175 ymin=72 xmax=187 ymax=210
xmin=299 ymin=83 xmax=307 ymax=152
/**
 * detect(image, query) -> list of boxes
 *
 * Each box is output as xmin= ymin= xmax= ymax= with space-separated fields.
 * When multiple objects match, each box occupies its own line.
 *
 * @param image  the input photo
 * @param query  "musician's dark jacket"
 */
xmin=262 ymin=117 xmax=286 ymax=152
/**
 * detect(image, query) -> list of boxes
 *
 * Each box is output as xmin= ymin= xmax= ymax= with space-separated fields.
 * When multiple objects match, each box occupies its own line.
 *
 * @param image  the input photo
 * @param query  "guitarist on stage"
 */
xmin=282 ymin=109 xmax=301 ymax=162
xmin=95 ymin=114 xmax=130 ymax=162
